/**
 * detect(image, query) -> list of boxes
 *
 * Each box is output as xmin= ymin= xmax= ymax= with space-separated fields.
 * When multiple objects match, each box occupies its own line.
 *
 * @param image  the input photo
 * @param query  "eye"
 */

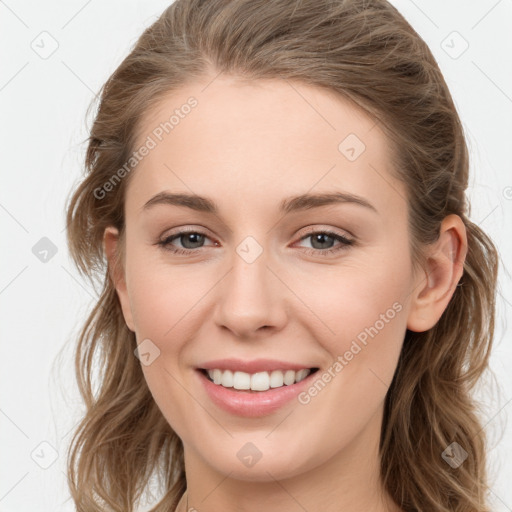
xmin=157 ymin=228 xmax=217 ymax=255
xmin=295 ymin=228 xmax=354 ymax=257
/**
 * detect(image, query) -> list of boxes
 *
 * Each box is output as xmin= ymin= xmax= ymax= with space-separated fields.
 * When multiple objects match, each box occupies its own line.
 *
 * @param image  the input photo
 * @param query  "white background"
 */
xmin=0 ymin=0 xmax=511 ymax=510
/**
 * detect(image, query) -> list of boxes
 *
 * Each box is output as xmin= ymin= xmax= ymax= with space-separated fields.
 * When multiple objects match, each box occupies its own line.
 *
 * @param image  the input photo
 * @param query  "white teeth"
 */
xmin=295 ymin=368 xmax=310 ymax=382
xmin=205 ymin=368 xmax=312 ymax=391
xmin=251 ymin=371 xmax=270 ymax=391
xmin=233 ymin=371 xmax=251 ymax=390
xmin=269 ymin=370 xmax=284 ymax=388
xmin=283 ymin=370 xmax=296 ymax=385
xmin=212 ymin=369 xmax=222 ymax=385
xmin=221 ymin=369 xmax=234 ymax=387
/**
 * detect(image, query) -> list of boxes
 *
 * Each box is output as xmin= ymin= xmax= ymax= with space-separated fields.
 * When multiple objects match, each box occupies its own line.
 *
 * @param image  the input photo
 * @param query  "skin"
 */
xmin=103 ymin=75 xmax=467 ymax=512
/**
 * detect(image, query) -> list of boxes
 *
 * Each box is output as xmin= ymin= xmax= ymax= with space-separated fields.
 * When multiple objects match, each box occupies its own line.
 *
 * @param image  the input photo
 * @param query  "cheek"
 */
xmin=125 ymin=246 xmax=207 ymax=341
xmin=294 ymin=249 xmax=412 ymax=409
xmin=296 ymin=249 xmax=411 ymax=340
xmin=291 ymin=260 xmax=410 ymax=449
xmin=125 ymin=262 xmax=204 ymax=427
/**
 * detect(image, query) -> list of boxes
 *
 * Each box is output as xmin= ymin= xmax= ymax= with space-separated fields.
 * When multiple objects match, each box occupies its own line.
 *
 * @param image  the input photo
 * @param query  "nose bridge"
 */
xmin=213 ymin=233 xmax=287 ymax=337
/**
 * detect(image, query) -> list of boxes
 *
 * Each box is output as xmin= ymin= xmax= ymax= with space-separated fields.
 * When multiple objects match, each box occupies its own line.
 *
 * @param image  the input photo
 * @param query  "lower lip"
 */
xmin=196 ymin=369 xmax=317 ymax=418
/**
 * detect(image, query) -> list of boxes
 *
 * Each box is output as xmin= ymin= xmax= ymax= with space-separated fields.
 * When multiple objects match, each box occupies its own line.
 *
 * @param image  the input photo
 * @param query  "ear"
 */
xmin=407 ymin=214 xmax=467 ymax=332
xmin=103 ymin=226 xmax=136 ymax=332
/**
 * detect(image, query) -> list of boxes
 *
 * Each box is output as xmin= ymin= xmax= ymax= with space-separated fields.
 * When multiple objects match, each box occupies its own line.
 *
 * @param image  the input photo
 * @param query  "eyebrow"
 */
xmin=142 ymin=191 xmax=378 ymax=215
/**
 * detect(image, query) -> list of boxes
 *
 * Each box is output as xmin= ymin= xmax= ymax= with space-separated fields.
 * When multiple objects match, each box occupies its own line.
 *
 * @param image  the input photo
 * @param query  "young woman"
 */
xmin=65 ymin=0 xmax=498 ymax=510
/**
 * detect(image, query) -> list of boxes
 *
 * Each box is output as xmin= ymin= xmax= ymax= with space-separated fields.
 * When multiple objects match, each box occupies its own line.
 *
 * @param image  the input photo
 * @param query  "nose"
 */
xmin=213 ymin=245 xmax=288 ymax=339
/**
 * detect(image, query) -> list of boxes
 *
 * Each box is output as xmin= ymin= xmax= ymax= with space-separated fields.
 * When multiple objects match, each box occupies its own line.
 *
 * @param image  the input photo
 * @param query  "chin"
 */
xmin=198 ymin=439 xmax=326 ymax=482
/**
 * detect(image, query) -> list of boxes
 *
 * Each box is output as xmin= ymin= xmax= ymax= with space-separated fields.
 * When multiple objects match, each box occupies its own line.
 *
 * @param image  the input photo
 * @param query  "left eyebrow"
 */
xmin=141 ymin=191 xmax=378 ymax=215
xmin=279 ymin=191 xmax=378 ymax=215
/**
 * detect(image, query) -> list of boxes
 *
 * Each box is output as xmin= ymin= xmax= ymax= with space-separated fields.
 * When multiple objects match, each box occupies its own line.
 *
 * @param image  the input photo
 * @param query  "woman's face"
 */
xmin=108 ymin=76 xmax=423 ymax=483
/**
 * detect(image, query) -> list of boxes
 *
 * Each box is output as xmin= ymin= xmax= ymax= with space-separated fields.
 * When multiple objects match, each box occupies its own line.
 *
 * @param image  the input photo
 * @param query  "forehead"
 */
xmin=125 ymin=76 xmax=405 ymax=220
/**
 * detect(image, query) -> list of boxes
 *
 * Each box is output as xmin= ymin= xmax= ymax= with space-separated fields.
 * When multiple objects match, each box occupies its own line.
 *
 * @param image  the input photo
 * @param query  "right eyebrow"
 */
xmin=142 ymin=192 xmax=216 ymax=213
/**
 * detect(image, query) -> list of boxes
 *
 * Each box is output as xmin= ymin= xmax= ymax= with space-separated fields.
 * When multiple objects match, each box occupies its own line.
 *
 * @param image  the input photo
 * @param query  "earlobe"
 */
xmin=406 ymin=215 xmax=467 ymax=333
xmin=103 ymin=226 xmax=136 ymax=332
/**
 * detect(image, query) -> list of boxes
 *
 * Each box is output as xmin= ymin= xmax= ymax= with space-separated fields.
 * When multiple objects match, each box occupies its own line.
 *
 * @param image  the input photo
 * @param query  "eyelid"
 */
xmin=297 ymin=224 xmax=354 ymax=239
xmin=160 ymin=225 xmax=216 ymax=241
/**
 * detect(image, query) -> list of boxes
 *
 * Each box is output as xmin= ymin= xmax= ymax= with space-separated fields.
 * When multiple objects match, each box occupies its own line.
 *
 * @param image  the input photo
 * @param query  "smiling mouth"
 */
xmin=198 ymin=367 xmax=319 ymax=392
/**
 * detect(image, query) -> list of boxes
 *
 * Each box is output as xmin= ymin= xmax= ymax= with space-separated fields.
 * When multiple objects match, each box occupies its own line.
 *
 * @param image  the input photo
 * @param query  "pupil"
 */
xmin=183 ymin=233 xmax=204 ymax=249
xmin=312 ymin=233 xmax=333 ymax=249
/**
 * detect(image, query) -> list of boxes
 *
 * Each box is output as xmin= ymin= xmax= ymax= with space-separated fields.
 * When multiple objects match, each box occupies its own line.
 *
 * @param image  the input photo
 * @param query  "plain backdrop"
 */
xmin=1 ymin=0 xmax=511 ymax=510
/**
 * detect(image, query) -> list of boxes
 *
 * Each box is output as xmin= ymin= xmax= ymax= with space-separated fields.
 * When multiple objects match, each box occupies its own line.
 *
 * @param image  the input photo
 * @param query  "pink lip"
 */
xmin=198 ymin=358 xmax=315 ymax=373
xmin=195 ymin=367 xmax=318 ymax=418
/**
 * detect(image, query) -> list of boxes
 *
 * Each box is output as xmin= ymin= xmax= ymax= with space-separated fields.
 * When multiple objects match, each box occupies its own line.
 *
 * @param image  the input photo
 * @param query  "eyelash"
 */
xmin=157 ymin=227 xmax=354 ymax=257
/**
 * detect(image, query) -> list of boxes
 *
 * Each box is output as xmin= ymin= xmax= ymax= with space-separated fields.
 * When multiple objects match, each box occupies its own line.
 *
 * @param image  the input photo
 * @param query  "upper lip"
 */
xmin=198 ymin=358 xmax=317 ymax=374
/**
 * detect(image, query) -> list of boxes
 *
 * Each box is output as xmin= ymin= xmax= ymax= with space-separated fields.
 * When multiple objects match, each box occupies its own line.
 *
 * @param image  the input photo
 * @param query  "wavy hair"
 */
xmin=64 ymin=0 xmax=499 ymax=510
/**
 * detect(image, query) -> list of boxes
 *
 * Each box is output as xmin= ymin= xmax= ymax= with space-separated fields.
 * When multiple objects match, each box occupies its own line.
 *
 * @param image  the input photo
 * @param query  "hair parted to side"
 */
xmin=64 ymin=0 xmax=499 ymax=510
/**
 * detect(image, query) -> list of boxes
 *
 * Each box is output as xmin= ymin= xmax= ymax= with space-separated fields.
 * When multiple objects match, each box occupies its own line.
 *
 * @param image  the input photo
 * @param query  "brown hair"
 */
xmin=64 ymin=0 xmax=499 ymax=510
